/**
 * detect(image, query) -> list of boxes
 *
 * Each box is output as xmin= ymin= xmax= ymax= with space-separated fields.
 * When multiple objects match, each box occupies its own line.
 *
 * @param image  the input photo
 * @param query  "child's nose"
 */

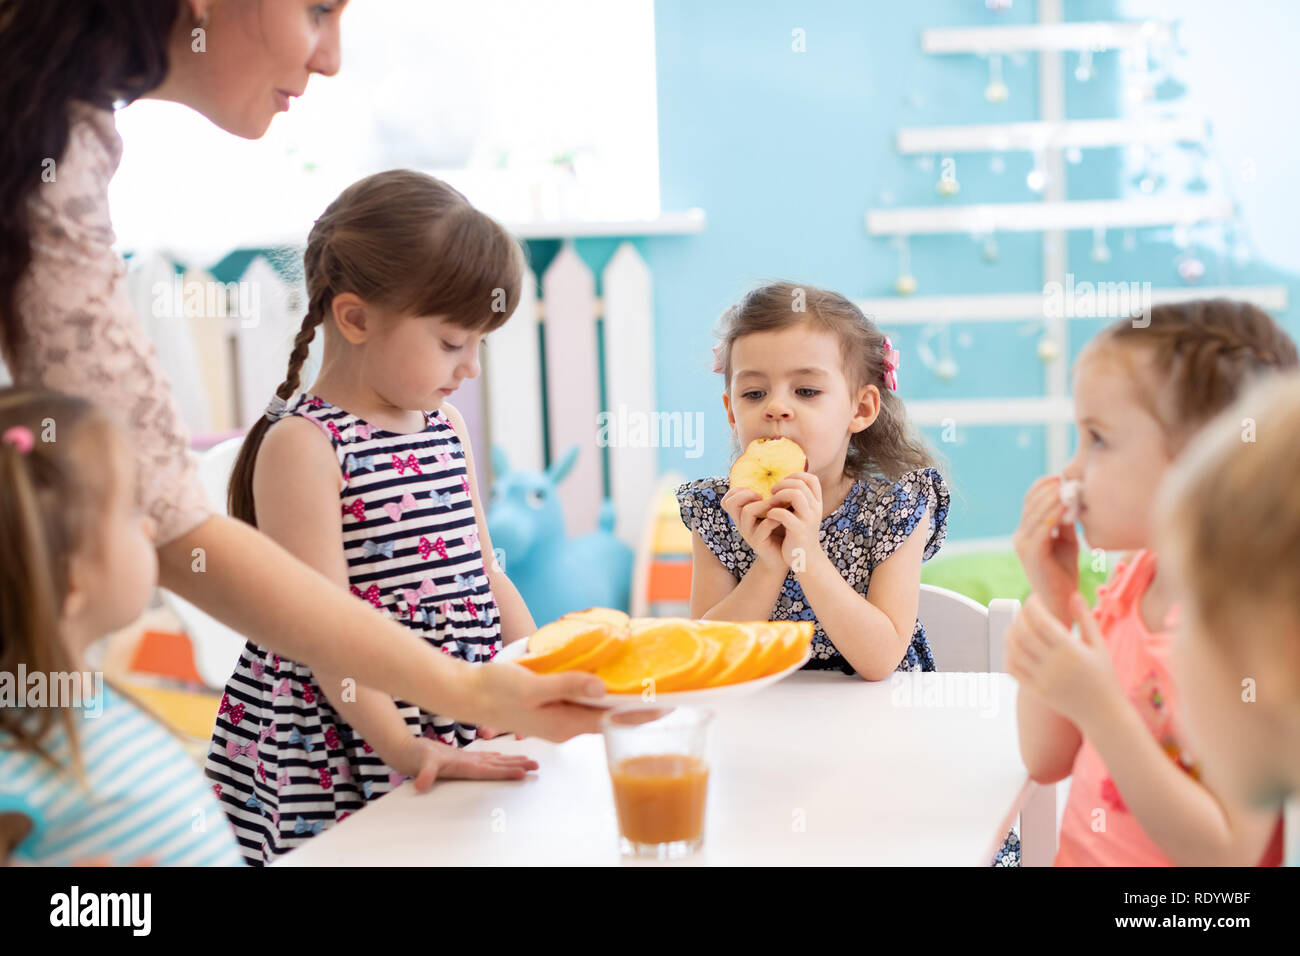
xmin=764 ymin=400 xmax=792 ymax=420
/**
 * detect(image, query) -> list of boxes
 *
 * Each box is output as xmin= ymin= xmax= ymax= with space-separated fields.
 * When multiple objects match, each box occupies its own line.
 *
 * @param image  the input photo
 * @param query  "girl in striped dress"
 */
xmin=204 ymin=171 xmax=540 ymax=865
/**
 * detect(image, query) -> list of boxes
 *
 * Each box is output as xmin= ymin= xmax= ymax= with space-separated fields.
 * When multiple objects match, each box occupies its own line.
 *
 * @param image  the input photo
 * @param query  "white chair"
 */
xmin=160 ymin=436 xmax=251 ymax=689
xmin=916 ymin=584 xmax=1058 ymax=867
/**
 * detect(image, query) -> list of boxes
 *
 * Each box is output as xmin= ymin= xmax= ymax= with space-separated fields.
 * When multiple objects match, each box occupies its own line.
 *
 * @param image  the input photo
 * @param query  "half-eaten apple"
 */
xmin=728 ymin=437 xmax=808 ymax=500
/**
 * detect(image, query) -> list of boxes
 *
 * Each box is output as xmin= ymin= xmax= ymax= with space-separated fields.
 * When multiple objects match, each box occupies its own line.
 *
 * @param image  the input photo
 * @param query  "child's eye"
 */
xmin=740 ymin=390 xmax=764 ymax=401
xmin=311 ymin=3 xmax=337 ymax=23
xmin=441 ymin=340 xmax=465 ymax=353
xmin=1088 ymin=429 xmax=1105 ymax=447
xmin=795 ymin=388 xmax=820 ymax=398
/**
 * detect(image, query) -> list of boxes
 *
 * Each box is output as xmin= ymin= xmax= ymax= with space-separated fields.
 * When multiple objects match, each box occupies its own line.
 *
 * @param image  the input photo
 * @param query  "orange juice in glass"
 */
xmin=603 ymin=706 xmax=714 ymax=859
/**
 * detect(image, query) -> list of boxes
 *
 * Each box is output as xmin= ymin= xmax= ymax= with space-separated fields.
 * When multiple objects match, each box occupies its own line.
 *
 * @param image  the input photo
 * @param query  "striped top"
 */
xmin=0 ymin=685 xmax=242 ymax=866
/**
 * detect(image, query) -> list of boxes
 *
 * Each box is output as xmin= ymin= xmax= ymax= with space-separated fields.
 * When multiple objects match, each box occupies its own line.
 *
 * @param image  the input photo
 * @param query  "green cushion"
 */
xmin=920 ymin=549 xmax=1108 ymax=607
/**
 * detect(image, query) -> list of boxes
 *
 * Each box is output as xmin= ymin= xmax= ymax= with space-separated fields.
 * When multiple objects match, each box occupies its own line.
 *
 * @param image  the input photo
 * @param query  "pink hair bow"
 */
xmin=711 ymin=343 xmax=726 ymax=374
xmin=881 ymin=337 xmax=900 ymax=391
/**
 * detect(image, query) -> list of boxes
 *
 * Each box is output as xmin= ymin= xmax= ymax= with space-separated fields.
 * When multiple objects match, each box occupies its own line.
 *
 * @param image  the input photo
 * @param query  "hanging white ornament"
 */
xmin=1090 ymin=227 xmax=1111 ymax=264
xmin=1026 ymin=152 xmax=1047 ymax=192
xmin=1177 ymin=254 xmax=1205 ymax=283
xmin=1122 ymin=229 xmax=1138 ymax=252
xmin=936 ymin=155 xmax=960 ymax=197
xmin=982 ymin=236 xmax=999 ymax=262
xmin=894 ymin=235 xmax=917 ymax=296
xmin=1036 ymin=336 xmax=1061 ymax=363
xmin=985 ymin=55 xmax=1009 ymax=103
xmin=1075 ymin=48 xmax=1094 ymax=82
xmin=1066 ymin=146 xmax=1083 ymax=165
xmin=934 ymin=357 xmax=959 ymax=381
xmin=989 ymin=154 xmax=1006 ymax=175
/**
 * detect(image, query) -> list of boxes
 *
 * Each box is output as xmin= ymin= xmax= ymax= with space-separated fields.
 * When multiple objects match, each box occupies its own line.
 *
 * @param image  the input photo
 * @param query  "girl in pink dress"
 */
xmin=1007 ymin=299 xmax=1296 ymax=866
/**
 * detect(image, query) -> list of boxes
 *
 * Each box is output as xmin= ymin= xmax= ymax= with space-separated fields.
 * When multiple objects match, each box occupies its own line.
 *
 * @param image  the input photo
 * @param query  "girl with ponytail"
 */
xmin=0 ymin=387 xmax=242 ymax=865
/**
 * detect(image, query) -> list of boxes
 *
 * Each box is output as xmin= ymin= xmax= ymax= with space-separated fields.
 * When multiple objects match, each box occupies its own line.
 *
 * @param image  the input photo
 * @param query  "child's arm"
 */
xmin=689 ymin=529 xmax=787 ymax=620
xmin=253 ymin=417 xmax=450 ymax=775
xmin=1014 ymin=593 xmax=1278 ymax=864
xmin=761 ymin=474 xmax=927 ymax=680
xmin=1015 ymin=688 xmax=1084 ymax=783
xmin=441 ymin=402 xmax=536 ymax=643
xmin=1085 ymin=687 xmax=1280 ymax=865
xmin=799 ymin=514 xmax=929 ymax=681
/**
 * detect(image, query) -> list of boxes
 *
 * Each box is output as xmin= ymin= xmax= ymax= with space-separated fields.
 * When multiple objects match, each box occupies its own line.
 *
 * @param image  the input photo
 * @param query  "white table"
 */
xmin=278 ymin=671 xmax=1033 ymax=866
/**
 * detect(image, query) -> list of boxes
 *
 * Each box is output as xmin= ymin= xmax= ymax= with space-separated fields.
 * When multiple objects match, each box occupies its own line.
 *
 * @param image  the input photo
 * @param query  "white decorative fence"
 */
xmin=120 ymin=216 xmax=708 ymax=553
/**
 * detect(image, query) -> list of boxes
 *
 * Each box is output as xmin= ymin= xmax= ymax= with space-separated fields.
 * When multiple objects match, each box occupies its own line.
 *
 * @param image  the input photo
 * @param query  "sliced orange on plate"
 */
xmin=595 ymin=621 xmax=704 ymax=694
xmin=516 ymin=617 xmax=612 ymax=673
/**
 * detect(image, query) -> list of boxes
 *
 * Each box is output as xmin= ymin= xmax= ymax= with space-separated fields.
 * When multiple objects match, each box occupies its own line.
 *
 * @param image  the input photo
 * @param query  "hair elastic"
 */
xmin=264 ymin=395 xmax=291 ymax=421
xmin=1 ymin=425 xmax=35 ymax=454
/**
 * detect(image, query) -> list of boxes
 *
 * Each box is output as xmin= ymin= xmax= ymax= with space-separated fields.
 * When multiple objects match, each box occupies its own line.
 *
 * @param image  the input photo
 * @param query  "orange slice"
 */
xmin=595 ymin=622 xmax=704 ymax=694
xmin=564 ymin=607 xmax=630 ymax=634
xmin=676 ymin=630 xmax=727 ymax=689
xmin=518 ymin=618 xmax=610 ymax=672
xmin=765 ymin=621 xmax=814 ymax=674
xmin=704 ymin=624 xmax=763 ymax=686
xmin=749 ymin=622 xmax=789 ymax=676
xmin=547 ymin=634 xmax=627 ymax=673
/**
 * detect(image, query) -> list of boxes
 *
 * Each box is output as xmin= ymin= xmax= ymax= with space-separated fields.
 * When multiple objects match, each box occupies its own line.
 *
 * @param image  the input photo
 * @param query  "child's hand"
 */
xmin=1005 ymin=592 xmax=1121 ymax=729
xmin=762 ymin=473 xmax=824 ymax=570
xmin=721 ymin=486 xmax=787 ymax=571
xmin=396 ymin=736 xmax=539 ymax=792
xmin=1012 ymin=475 xmax=1080 ymax=624
xmin=475 ymin=726 xmax=505 ymax=739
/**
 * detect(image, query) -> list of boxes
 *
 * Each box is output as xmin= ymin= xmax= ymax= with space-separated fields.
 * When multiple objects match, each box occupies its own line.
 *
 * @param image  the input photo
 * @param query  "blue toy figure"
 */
xmin=487 ymin=444 xmax=633 ymax=626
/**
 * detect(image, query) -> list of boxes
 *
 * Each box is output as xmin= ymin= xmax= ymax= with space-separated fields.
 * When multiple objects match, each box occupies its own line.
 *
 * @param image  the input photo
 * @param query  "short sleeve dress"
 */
xmin=675 ymin=467 xmax=950 ymax=675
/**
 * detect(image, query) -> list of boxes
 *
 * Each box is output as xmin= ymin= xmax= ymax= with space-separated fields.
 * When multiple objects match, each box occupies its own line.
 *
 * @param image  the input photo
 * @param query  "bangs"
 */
xmin=397 ymin=204 xmax=524 ymax=334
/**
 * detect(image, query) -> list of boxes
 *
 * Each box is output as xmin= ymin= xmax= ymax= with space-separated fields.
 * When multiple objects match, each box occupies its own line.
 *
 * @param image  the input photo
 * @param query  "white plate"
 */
xmin=495 ymin=639 xmax=812 ymax=709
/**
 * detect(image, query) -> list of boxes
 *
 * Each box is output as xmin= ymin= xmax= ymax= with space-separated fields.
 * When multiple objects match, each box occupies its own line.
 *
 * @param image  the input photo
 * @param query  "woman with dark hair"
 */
xmin=0 ymin=1 xmax=605 ymax=743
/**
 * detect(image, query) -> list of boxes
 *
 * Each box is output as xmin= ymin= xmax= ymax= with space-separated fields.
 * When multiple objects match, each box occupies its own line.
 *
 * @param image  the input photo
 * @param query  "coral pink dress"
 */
xmin=1054 ymin=549 xmax=1283 ymax=866
xmin=6 ymin=102 xmax=210 ymax=543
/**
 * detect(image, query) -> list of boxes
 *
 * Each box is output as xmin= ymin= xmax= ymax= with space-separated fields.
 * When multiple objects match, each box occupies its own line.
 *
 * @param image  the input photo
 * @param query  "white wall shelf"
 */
xmin=905 ymin=397 xmax=1074 ymax=427
xmin=921 ymin=21 xmax=1171 ymax=55
xmin=507 ymin=209 xmax=706 ymax=239
xmin=867 ymin=197 xmax=1233 ymax=237
xmin=896 ymin=117 xmax=1207 ymax=155
xmin=857 ymin=285 xmax=1289 ymax=324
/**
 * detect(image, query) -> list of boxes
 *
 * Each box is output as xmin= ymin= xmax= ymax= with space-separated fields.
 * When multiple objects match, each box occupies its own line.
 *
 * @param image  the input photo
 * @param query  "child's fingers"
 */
xmin=1019 ymin=596 xmax=1069 ymax=649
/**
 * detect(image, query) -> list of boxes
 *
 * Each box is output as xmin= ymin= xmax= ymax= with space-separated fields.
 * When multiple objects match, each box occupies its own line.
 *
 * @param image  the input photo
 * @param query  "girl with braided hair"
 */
xmin=206 ymin=169 xmax=550 ymax=864
xmin=1007 ymin=299 xmax=1298 ymax=866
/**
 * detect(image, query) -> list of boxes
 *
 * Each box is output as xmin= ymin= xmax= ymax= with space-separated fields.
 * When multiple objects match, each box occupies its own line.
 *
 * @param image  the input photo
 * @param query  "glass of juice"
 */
xmin=603 ymin=706 xmax=714 ymax=860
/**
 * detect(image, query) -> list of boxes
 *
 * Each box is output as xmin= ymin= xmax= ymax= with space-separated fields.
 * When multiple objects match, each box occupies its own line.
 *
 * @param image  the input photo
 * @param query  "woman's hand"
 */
xmin=395 ymin=736 xmax=539 ymax=792
xmin=762 ymin=473 xmax=824 ymax=570
xmin=465 ymin=663 xmax=607 ymax=742
xmin=1005 ymin=592 xmax=1122 ymax=730
xmin=1012 ymin=475 xmax=1079 ymax=624
xmin=721 ymin=486 xmax=787 ymax=571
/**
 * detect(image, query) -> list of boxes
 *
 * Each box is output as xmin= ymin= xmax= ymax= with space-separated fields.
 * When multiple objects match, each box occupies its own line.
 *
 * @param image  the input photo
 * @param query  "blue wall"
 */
xmin=631 ymin=0 xmax=1300 ymax=544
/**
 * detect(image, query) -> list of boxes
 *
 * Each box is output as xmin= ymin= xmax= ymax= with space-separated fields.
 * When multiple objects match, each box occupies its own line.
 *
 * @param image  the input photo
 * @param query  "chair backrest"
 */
xmin=161 ymin=435 xmax=249 ymax=688
xmin=917 ymin=583 xmax=1019 ymax=673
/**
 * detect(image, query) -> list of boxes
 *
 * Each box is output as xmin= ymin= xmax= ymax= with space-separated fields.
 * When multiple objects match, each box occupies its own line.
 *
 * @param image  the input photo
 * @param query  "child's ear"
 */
xmin=331 ymin=293 xmax=372 ymax=345
xmin=61 ymin=551 xmax=91 ymax=622
xmin=721 ymin=391 xmax=736 ymax=430
xmin=849 ymin=385 xmax=881 ymax=434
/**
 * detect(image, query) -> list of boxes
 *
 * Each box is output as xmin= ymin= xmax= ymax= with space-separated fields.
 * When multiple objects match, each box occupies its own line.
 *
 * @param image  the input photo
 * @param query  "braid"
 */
xmin=274 ymin=290 xmax=329 ymax=404
xmin=1096 ymin=299 xmax=1299 ymax=449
